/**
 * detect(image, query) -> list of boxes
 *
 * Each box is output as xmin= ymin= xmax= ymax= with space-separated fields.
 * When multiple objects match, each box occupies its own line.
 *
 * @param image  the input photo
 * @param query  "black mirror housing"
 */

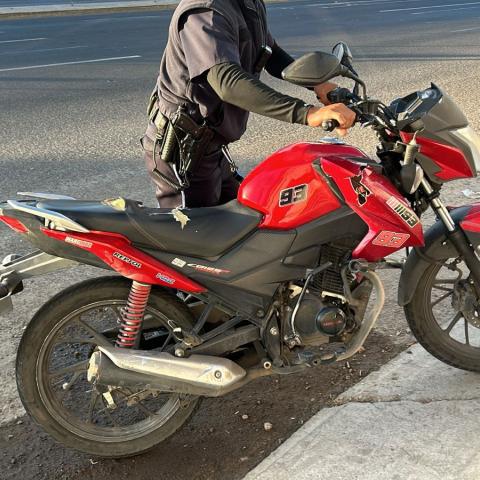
xmin=332 ymin=42 xmax=353 ymax=64
xmin=281 ymin=51 xmax=342 ymax=87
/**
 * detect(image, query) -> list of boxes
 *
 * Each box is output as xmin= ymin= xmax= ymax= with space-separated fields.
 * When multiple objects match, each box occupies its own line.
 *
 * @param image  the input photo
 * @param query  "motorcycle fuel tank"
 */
xmin=238 ymin=141 xmax=424 ymax=261
xmin=238 ymin=142 xmax=364 ymax=229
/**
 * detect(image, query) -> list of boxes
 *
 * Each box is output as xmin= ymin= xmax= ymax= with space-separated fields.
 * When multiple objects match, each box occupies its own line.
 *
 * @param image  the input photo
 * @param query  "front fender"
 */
xmin=398 ymin=205 xmax=480 ymax=306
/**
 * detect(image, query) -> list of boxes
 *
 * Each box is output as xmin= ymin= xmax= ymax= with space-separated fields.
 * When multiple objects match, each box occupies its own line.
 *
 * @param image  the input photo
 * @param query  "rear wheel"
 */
xmin=16 ymin=276 xmax=200 ymax=458
xmin=405 ymin=256 xmax=480 ymax=372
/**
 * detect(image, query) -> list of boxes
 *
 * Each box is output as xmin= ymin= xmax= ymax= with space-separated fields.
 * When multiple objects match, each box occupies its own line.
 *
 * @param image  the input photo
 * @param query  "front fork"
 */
xmin=422 ymin=178 xmax=480 ymax=292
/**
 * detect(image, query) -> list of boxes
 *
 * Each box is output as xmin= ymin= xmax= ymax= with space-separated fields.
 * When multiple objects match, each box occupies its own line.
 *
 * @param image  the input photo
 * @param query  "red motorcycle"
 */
xmin=2 ymin=43 xmax=480 ymax=457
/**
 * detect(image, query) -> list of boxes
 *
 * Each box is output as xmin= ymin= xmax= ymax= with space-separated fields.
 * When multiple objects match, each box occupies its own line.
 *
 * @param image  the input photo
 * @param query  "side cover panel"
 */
xmin=321 ymin=157 xmax=424 ymax=261
xmin=41 ymin=228 xmax=206 ymax=293
xmin=238 ymin=142 xmax=368 ymax=229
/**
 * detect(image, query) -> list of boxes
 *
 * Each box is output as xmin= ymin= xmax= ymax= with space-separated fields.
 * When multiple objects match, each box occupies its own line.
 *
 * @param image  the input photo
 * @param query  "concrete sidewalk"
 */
xmin=244 ymin=342 xmax=480 ymax=480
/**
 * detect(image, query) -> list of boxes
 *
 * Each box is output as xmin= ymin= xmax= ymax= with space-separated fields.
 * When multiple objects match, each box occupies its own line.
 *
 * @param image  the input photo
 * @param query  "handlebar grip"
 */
xmin=321 ymin=120 xmax=340 ymax=132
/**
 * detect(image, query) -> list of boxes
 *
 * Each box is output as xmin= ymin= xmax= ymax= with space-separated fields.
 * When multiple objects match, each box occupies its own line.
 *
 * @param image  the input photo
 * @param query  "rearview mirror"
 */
xmin=281 ymin=51 xmax=342 ymax=87
xmin=332 ymin=42 xmax=353 ymax=65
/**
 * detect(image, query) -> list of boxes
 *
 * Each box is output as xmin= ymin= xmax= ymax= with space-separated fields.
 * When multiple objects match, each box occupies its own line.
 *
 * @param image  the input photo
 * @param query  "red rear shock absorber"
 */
xmin=116 ymin=281 xmax=152 ymax=348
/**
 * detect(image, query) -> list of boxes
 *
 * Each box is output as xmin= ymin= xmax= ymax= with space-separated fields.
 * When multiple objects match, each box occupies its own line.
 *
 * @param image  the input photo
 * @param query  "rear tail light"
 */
xmin=0 ymin=216 xmax=28 ymax=234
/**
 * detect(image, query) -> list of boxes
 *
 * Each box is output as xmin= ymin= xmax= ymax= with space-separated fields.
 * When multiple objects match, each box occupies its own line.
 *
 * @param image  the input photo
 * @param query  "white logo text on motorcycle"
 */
xmin=386 ymin=197 xmax=419 ymax=227
xmin=112 ymin=252 xmax=142 ymax=269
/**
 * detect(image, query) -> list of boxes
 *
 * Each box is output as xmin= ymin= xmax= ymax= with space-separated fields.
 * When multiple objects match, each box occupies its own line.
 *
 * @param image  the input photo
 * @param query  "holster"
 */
xmin=170 ymin=108 xmax=216 ymax=178
xmin=146 ymin=91 xmax=220 ymax=191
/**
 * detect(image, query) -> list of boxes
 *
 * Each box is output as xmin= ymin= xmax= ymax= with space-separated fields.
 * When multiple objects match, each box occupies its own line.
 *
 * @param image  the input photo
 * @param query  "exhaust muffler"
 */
xmin=88 ymin=346 xmax=248 ymax=397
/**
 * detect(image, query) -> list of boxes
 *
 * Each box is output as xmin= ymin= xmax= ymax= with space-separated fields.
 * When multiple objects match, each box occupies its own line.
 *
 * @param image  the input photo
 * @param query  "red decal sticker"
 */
xmin=372 ymin=231 xmax=410 ymax=248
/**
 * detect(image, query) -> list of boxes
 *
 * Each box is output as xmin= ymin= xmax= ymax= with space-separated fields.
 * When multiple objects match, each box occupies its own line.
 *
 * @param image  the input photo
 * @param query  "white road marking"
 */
xmin=0 ymin=37 xmax=46 ymax=44
xmin=380 ymin=1 xmax=480 ymax=12
xmin=83 ymin=14 xmax=163 ymax=21
xmin=411 ymin=5 xmax=480 ymax=13
xmin=451 ymin=25 xmax=480 ymax=31
xmin=0 ymin=45 xmax=88 ymax=56
xmin=0 ymin=55 xmax=141 ymax=73
xmin=274 ymin=0 xmax=421 ymax=9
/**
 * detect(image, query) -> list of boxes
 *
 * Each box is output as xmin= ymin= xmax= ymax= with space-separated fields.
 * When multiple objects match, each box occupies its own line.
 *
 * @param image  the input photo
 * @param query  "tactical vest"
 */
xmin=153 ymin=0 xmax=269 ymax=142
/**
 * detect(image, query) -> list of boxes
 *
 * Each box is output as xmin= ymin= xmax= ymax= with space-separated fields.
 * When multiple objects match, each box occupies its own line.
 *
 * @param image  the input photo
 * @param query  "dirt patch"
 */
xmin=0 ymin=331 xmax=408 ymax=480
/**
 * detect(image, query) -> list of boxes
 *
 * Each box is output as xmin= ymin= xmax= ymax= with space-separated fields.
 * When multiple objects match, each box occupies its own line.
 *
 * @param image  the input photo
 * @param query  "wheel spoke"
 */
xmin=104 ymin=406 xmax=121 ymax=427
xmin=48 ymin=359 xmax=89 ymax=378
xmin=160 ymin=332 xmax=173 ymax=352
xmin=62 ymin=370 xmax=84 ymax=391
xmin=432 ymin=285 xmax=454 ymax=293
xmin=109 ymin=305 xmax=124 ymax=323
xmin=118 ymin=388 xmax=158 ymax=418
xmin=444 ymin=312 xmax=463 ymax=334
xmin=135 ymin=400 xmax=157 ymax=418
xmin=433 ymin=279 xmax=458 ymax=285
xmin=465 ymin=318 xmax=470 ymax=345
xmin=55 ymin=337 xmax=99 ymax=345
xmin=75 ymin=317 xmax=111 ymax=347
xmin=86 ymin=391 xmax=100 ymax=424
xmin=431 ymin=290 xmax=453 ymax=307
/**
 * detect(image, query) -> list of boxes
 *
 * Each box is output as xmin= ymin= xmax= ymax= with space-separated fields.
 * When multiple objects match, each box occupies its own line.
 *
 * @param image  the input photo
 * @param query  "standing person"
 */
xmin=143 ymin=0 xmax=355 ymax=208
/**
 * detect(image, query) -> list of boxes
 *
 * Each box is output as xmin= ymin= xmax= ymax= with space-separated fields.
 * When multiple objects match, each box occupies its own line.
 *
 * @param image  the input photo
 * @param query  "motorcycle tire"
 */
xmin=16 ymin=276 xmax=200 ymax=458
xmin=404 ymin=259 xmax=480 ymax=373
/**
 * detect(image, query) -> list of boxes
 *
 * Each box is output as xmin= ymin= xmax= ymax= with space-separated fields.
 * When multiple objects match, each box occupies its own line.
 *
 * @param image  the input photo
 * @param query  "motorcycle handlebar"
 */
xmin=326 ymin=87 xmax=354 ymax=104
xmin=321 ymin=120 xmax=340 ymax=132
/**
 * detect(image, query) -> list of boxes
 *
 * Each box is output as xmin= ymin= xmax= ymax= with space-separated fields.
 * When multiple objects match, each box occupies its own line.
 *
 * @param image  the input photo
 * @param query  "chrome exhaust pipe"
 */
xmin=88 ymin=346 xmax=248 ymax=397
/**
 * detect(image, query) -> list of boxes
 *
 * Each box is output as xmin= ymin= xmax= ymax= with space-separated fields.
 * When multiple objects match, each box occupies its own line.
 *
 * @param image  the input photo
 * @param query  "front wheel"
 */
xmin=16 ymin=276 xmax=200 ymax=458
xmin=405 ymin=256 xmax=480 ymax=372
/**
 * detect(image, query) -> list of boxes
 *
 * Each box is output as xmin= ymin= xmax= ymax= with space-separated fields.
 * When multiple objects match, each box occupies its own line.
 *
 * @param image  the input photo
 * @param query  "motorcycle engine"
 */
xmin=290 ymin=244 xmax=355 ymax=347
xmin=293 ymin=293 xmax=348 ymax=346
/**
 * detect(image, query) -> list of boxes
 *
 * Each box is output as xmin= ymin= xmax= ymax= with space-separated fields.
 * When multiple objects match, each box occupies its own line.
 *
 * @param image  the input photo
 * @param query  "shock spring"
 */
xmin=116 ymin=281 xmax=152 ymax=348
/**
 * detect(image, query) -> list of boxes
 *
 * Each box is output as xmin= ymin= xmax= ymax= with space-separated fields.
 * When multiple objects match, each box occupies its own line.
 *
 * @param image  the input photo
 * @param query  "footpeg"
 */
xmin=2 ymin=254 xmax=21 ymax=267
xmin=297 ymin=346 xmax=346 ymax=366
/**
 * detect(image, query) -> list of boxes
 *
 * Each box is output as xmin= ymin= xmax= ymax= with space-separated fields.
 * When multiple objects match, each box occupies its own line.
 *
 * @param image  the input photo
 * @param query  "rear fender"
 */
xmin=398 ymin=205 xmax=480 ymax=306
xmin=41 ymin=228 xmax=206 ymax=293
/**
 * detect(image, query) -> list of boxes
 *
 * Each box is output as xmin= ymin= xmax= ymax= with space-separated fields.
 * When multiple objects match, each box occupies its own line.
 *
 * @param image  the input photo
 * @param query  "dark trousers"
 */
xmin=142 ymin=135 xmax=240 ymax=208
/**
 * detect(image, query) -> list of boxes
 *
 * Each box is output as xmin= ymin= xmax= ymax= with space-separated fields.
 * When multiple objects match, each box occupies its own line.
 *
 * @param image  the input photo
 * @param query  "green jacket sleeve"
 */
xmin=207 ymin=62 xmax=311 ymax=125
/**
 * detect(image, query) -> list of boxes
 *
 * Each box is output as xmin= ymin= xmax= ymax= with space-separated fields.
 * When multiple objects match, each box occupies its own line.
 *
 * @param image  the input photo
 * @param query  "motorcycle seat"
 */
xmin=36 ymin=198 xmax=263 ymax=259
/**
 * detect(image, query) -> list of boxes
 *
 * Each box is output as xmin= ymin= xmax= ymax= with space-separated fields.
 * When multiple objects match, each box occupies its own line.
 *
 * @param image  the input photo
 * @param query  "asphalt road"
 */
xmin=0 ymin=0 xmax=480 ymax=472
xmin=0 ymin=0 xmax=150 ymax=6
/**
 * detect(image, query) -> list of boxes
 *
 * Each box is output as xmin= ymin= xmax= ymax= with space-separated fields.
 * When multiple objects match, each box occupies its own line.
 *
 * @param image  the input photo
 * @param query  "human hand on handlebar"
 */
xmin=306 ymin=104 xmax=356 ymax=136
xmin=314 ymin=82 xmax=338 ymax=105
